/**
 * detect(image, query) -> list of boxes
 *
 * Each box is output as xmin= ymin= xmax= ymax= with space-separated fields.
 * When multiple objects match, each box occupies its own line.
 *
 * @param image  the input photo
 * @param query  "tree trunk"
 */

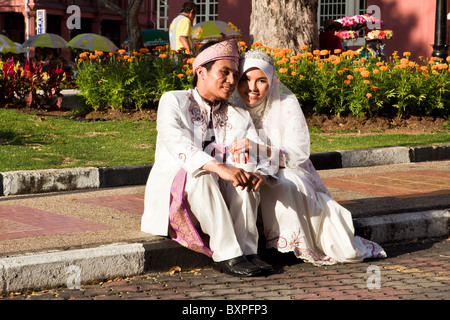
xmin=249 ymin=0 xmax=319 ymax=53
xmin=126 ymin=0 xmax=144 ymax=51
xmin=95 ymin=0 xmax=144 ymax=51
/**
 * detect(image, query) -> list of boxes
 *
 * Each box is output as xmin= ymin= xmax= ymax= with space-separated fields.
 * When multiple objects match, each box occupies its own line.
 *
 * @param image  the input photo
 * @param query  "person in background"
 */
xmin=319 ymin=19 xmax=344 ymax=52
xmin=169 ymin=2 xmax=197 ymax=54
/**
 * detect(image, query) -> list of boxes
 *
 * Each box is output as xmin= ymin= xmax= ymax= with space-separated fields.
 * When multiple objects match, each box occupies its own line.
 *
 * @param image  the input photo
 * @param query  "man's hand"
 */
xmin=202 ymin=161 xmax=265 ymax=191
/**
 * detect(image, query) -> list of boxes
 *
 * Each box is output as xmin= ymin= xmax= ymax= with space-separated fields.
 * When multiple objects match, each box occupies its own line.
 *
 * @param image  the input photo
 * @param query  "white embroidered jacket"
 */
xmin=141 ymin=89 xmax=276 ymax=236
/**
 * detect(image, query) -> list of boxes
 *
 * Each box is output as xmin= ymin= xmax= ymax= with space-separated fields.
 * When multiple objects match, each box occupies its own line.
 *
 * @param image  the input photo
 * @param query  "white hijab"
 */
xmin=232 ymin=50 xmax=310 ymax=170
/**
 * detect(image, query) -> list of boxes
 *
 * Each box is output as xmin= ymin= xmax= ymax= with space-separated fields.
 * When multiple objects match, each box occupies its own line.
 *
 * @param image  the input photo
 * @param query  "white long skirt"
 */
xmin=260 ymin=168 xmax=387 ymax=265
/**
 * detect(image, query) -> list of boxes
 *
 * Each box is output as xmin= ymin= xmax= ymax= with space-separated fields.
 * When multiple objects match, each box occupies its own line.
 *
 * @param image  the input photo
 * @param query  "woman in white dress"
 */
xmin=230 ymin=50 xmax=387 ymax=265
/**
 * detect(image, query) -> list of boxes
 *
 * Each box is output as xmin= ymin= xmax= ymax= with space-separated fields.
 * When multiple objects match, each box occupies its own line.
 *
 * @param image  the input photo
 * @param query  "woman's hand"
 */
xmin=228 ymin=138 xmax=252 ymax=163
xmin=228 ymin=138 xmax=272 ymax=163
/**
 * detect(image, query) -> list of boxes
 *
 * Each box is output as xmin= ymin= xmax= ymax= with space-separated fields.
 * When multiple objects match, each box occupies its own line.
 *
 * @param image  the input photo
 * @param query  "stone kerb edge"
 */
xmin=0 ymin=145 xmax=449 ymax=196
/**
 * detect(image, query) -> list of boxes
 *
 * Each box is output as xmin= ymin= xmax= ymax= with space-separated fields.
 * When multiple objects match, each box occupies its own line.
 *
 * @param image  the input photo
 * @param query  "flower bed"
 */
xmin=255 ymin=43 xmax=449 ymax=118
xmin=2 ymin=42 xmax=449 ymax=119
xmin=0 ymin=58 xmax=73 ymax=108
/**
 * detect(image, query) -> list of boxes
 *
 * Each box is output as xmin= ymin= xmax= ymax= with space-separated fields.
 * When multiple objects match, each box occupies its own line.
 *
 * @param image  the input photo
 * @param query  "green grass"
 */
xmin=310 ymin=131 xmax=450 ymax=153
xmin=0 ymin=109 xmax=449 ymax=172
xmin=0 ymin=109 xmax=156 ymax=171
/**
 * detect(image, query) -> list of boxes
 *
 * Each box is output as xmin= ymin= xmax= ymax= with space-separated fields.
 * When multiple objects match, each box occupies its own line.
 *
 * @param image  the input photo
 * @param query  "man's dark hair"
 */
xmin=191 ymin=41 xmax=219 ymax=87
xmin=181 ymin=2 xmax=198 ymax=14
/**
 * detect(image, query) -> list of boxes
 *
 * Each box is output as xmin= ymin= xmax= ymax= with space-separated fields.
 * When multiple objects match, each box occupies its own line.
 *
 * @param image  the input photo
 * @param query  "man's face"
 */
xmin=198 ymin=59 xmax=239 ymax=101
xmin=188 ymin=10 xmax=196 ymax=22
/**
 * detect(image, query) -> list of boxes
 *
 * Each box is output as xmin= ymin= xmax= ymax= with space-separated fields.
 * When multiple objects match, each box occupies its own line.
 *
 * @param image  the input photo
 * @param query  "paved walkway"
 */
xmin=2 ymin=238 xmax=449 ymax=301
xmin=0 ymin=160 xmax=449 ymax=298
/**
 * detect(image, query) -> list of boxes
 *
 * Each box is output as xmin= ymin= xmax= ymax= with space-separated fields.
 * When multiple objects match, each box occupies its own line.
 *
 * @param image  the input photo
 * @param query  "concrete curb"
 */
xmin=1 ymin=144 xmax=449 ymax=196
xmin=1 ymin=208 xmax=448 ymax=294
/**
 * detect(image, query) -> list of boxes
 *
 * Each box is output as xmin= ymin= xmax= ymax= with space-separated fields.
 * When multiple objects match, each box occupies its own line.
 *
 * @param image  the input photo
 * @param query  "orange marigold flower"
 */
xmin=364 ymin=80 xmax=370 ymax=84
xmin=118 ymin=49 xmax=126 ymax=55
xmin=400 ymin=58 xmax=409 ymax=65
xmin=291 ymin=71 xmax=297 ymax=76
xmin=89 ymin=54 xmax=98 ymax=60
xmin=403 ymin=52 xmax=411 ymax=57
xmin=360 ymin=70 xmax=370 ymax=78
xmin=372 ymin=69 xmax=380 ymax=74
xmin=380 ymin=66 xmax=388 ymax=71
xmin=279 ymin=68 xmax=288 ymax=73
xmin=366 ymin=93 xmax=372 ymax=98
xmin=320 ymin=50 xmax=329 ymax=56
xmin=334 ymin=49 xmax=342 ymax=54
xmin=344 ymin=80 xmax=351 ymax=85
xmin=177 ymin=74 xmax=184 ymax=78
xmin=140 ymin=48 xmax=149 ymax=53
xmin=371 ymin=86 xmax=378 ymax=91
xmin=300 ymin=45 xmax=308 ymax=51
xmin=347 ymin=75 xmax=353 ymax=80
xmin=159 ymin=53 xmax=168 ymax=58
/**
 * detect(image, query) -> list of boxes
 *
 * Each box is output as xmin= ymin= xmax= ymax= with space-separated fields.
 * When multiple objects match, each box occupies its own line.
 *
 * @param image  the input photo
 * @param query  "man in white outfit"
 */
xmin=141 ymin=40 xmax=274 ymax=276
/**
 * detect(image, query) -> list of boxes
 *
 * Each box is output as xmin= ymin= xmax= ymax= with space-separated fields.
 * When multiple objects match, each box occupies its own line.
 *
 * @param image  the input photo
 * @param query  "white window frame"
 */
xmin=156 ymin=0 xmax=169 ymax=30
xmin=318 ymin=0 xmax=368 ymax=47
xmin=194 ymin=0 xmax=218 ymax=24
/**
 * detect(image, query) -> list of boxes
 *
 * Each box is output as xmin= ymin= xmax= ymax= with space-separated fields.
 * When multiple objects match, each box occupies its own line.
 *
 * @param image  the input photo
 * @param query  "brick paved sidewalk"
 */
xmin=2 ymin=238 xmax=449 ymax=301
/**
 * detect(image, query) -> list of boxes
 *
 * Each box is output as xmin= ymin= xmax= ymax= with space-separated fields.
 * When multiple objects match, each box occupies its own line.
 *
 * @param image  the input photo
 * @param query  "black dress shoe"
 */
xmin=214 ymin=255 xmax=262 ymax=277
xmin=246 ymin=254 xmax=275 ymax=273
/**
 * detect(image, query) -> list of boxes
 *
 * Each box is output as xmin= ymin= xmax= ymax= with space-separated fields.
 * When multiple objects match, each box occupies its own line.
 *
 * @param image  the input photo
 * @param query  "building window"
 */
xmin=156 ymin=0 xmax=168 ymax=30
xmin=318 ymin=0 xmax=367 ymax=46
xmin=194 ymin=0 xmax=218 ymax=24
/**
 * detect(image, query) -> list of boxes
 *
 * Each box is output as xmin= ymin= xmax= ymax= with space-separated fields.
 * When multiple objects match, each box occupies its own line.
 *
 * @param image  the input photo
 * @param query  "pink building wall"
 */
xmin=368 ymin=0 xmax=448 ymax=61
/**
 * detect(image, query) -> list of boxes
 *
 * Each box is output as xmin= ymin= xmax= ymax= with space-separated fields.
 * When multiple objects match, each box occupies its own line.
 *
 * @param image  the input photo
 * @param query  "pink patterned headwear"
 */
xmin=193 ymin=39 xmax=240 ymax=72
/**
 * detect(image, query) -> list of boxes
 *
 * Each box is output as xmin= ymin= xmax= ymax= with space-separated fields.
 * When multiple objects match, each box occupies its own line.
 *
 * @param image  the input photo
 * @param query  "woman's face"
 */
xmin=238 ymin=67 xmax=270 ymax=107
